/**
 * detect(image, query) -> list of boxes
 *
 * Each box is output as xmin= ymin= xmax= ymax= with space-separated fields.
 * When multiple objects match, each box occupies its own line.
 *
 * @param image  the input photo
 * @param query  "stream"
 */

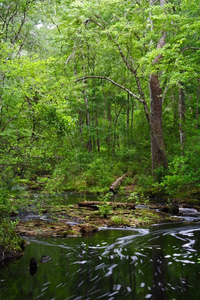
xmin=1 ymin=196 xmax=200 ymax=299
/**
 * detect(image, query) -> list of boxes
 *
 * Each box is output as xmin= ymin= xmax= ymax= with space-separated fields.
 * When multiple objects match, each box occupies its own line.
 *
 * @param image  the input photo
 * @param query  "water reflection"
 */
xmin=0 ymin=223 xmax=200 ymax=299
xmin=29 ymin=258 xmax=38 ymax=276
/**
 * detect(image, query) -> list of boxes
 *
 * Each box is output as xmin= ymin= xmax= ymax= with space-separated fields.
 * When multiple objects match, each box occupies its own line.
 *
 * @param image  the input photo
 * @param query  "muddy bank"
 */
xmin=0 ymin=247 xmax=23 ymax=263
xmin=0 ymin=239 xmax=28 ymax=264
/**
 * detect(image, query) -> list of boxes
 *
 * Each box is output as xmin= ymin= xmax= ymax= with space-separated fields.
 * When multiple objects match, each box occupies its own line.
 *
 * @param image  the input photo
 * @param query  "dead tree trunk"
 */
xmin=78 ymin=201 xmax=135 ymax=210
xmin=109 ymin=172 xmax=130 ymax=193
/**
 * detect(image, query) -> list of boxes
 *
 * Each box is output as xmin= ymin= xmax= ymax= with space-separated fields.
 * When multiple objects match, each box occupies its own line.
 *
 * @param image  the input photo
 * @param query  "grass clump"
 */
xmin=110 ymin=215 xmax=130 ymax=226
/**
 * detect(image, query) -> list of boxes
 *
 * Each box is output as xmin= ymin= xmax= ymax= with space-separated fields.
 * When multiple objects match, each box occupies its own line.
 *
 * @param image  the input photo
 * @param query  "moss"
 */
xmin=0 ymin=223 xmax=25 ymax=262
xmin=109 ymin=215 xmax=130 ymax=226
xmin=57 ymin=230 xmax=71 ymax=236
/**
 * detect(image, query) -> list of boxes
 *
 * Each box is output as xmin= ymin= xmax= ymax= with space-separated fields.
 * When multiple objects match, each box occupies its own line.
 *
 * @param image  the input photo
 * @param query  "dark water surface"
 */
xmin=1 ymin=217 xmax=200 ymax=299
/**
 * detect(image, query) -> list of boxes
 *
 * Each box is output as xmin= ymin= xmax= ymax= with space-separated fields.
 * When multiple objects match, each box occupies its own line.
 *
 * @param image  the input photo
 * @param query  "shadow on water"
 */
xmin=1 ymin=219 xmax=200 ymax=299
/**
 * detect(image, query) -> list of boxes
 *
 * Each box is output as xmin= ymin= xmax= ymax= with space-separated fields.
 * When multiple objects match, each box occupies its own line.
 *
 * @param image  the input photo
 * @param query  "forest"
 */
xmin=0 ymin=0 xmax=200 ymax=252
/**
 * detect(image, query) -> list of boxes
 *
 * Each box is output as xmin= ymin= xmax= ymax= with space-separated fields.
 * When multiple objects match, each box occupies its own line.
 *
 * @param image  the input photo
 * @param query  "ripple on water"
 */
xmin=2 ymin=219 xmax=200 ymax=299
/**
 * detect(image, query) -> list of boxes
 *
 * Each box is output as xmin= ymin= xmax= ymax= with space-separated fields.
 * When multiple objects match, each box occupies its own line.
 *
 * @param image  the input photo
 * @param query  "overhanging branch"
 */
xmin=75 ymin=75 xmax=144 ymax=103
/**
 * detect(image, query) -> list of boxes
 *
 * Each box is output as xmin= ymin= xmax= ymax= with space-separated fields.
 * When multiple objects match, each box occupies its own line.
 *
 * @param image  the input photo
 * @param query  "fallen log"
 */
xmin=78 ymin=201 xmax=135 ymax=210
xmin=109 ymin=172 xmax=130 ymax=193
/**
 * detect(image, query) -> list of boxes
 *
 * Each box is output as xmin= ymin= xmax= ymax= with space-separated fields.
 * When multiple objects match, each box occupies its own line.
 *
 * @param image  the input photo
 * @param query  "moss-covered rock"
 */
xmin=0 ymin=223 xmax=27 ymax=263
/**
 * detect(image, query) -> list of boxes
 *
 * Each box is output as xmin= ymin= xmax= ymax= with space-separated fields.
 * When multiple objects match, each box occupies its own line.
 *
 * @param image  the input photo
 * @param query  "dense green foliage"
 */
xmin=0 ymin=0 xmax=200 ymax=204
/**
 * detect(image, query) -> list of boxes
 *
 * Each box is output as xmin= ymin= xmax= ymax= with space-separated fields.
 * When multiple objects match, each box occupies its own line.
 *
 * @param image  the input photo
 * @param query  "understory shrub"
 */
xmin=84 ymin=157 xmax=113 ymax=188
xmin=160 ymin=152 xmax=200 ymax=197
xmin=46 ymin=154 xmax=115 ymax=192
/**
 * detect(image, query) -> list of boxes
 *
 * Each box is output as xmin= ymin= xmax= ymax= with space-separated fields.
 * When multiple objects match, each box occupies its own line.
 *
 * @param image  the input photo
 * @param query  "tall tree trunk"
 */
xmin=131 ymin=102 xmax=134 ymax=144
xmin=127 ymin=93 xmax=130 ymax=147
xmin=196 ymin=79 xmax=200 ymax=129
xmin=150 ymin=73 xmax=167 ymax=171
xmin=84 ymin=92 xmax=92 ymax=152
xmin=106 ymin=101 xmax=112 ymax=153
xmin=149 ymin=0 xmax=168 ymax=172
xmin=96 ymin=113 xmax=100 ymax=152
xmin=78 ymin=112 xmax=84 ymax=145
xmin=178 ymin=85 xmax=185 ymax=154
xmin=113 ymin=103 xmax=124 ymax=155
xmin=82 ymin=60 xmax=92 ymax=152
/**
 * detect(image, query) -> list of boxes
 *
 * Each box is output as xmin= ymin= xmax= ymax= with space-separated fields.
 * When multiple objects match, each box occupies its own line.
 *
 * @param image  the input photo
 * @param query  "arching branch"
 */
xmin=75 ymin=75 xmax=151 ymax=125
xmin=76 ymin=75 xmax=143 ymax=102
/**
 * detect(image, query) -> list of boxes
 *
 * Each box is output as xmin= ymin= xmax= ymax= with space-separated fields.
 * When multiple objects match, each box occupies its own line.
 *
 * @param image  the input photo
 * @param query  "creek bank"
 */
xmin=0 ymin=247 xmax=23 ymax=263
xmin=0 ymin=238 xmax=28 ymax=264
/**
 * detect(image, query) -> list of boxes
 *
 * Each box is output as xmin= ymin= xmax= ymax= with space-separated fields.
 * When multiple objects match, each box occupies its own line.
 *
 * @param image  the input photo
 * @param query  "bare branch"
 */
xmin=76 ymin=75 xmax=151 ymax=126
xmin=114 ymin=43 xmax=135 ymax=74
xmin=162 ymin=83 xmax=169 ymax=104
xmin=76 ymin=75 xmax=143 ymax=102
xmin=86 ymin=18 xmax=105 ymax=30
xmin=1 ymin=100 xmax=26 ymax=132
xmin=181 ymin=47 xmax=200 ymax=52
xmin=12 ymin=10 xmax=27 ymax=44
xmin=49 ymin=16 xmax=62 ymax=34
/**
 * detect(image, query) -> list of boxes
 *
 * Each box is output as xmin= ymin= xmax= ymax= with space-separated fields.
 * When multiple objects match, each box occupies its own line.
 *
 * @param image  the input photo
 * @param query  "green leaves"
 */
xmin=0 ymin=0 xmax=199 ymax=197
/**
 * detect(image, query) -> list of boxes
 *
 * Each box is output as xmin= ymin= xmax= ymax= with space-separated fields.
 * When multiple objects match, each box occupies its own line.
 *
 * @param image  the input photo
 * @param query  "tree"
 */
xmin=67 ymin=0 xmax=167 ymax=173
xmin=57 ymin=0 xmax=199 ymax=177
xmin=149 ymin=0 xmax=168 ymax=171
